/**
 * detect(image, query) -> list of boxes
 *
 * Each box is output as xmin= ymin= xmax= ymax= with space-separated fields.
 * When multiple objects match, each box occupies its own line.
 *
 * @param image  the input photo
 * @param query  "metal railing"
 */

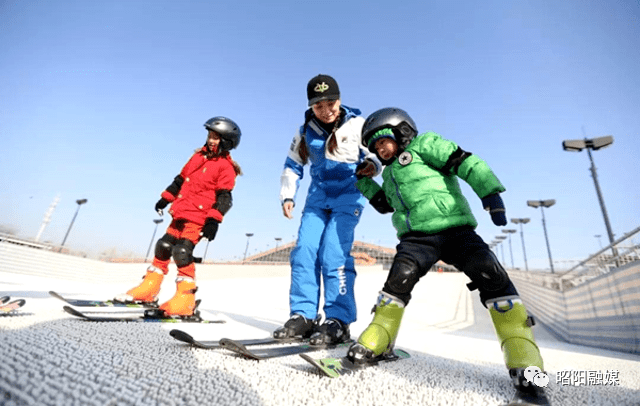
xmin=557 ymin=225 xmax=640 ymax=290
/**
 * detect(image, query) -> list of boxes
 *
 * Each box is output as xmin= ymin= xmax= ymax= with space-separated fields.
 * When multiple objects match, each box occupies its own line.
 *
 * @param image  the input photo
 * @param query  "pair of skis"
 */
xmin=171 ymin=328 xmax=410 ymax=378
xmin=170 ymin=328 xmax=549 ymax=405
xmin=170 ymin=329 xmax=353 ymax=360
xmin=1 ymin=296 xmax=26 ymax=313
xmin=49 ymin=291 xmax=549 ymax=405
xmin=50 ymin=291 xmax=225 ymax=324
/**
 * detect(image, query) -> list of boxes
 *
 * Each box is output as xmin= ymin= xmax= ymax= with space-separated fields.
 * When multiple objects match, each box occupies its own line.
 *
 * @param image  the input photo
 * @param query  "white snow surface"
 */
xmin=1 ymin=268 xmax=639 ymax=406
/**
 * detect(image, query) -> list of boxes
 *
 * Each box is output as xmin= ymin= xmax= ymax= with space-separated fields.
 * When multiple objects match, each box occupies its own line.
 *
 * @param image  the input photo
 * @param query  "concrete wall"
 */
xmin=0 ymin=241 xmax=383 ymax=285
xmin=509 ymin=262 xmax=640 ymax=354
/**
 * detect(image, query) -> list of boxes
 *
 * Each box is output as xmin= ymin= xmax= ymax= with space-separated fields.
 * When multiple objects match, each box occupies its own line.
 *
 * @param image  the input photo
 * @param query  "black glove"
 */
xmin=155 ymin=198 xmax=169 ymax=216
xmin=201 ymin=218 xmax=219 ymax=241
xmin=481 ymin=194 xmax=507 ymax=226
xmin=370 ymin=190 xmax=394 ymax=214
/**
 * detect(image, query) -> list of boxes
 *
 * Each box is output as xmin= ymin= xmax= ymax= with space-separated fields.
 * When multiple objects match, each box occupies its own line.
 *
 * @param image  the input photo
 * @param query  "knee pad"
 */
xmin=154 ymin=235 xmax=176 ymax=261
xmin=385 ymin=257 xmax=422 ymax=296
xmin=172 ymin=240 xmax=195 ymax=268
xmin=462 ymin=250 xmax=509 ymax=293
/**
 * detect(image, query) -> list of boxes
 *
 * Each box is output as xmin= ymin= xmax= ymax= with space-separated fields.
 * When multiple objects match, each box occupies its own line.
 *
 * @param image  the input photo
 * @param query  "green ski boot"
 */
xmin=348 ymin=292 xmax=405 ymax=364
xmin=488 ymin=296 xmax=547 ymax=396
xmin=487 ymin=295 xmax=544 ymax=371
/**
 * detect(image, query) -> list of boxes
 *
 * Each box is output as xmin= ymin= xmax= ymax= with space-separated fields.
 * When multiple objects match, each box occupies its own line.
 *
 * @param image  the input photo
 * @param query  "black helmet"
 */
xmin=361 ymin=107 xmax=418 ymax=153
xmin=204 ymin=116 xmax=241 ymax=152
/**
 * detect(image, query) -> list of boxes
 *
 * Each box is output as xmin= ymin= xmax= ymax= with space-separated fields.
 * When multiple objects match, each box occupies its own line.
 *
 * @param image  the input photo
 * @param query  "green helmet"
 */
xmin=361 ymin=107 xmax=418 ymax=153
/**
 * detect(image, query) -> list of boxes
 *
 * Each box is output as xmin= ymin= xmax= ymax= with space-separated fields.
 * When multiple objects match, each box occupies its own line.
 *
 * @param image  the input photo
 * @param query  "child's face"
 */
xmin=207 ymin=130 xmax=221 ymax=151
xmin=375 ymin=138 xmax=398 ymax=161
xmin=312 ymin=99 xmax=341 ymax=124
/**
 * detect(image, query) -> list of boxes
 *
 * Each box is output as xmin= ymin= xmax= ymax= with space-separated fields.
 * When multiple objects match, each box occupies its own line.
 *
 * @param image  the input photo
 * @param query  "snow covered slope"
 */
xmin=1 ymin=269 xmax=639 ymax=406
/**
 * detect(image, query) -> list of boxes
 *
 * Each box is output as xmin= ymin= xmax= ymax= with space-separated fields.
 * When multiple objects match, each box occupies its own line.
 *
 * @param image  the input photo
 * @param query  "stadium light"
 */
xmin=502 ymin=229 xmax=517 ymax=269
xmin=274 ymin=237 xmax=283 ymax=262
xmin=527 ymin=199 xmax=556 ymax=273
xmin=594 ymin=234 xmax=602 ymax=249
xmin=494 ymin=235 xmax=507 ymax=264
xmin=60 ymin=199 xmax=88 ymax=251
xmin=243 ymin=233 xmax=254 ymax=263
xmin=511 ymin=218 xmax=530 ymax=271
xmin=562 ymin=135 xmax=617 ymax=259
xmin=144 ymin=219 xmax=164 ymax=262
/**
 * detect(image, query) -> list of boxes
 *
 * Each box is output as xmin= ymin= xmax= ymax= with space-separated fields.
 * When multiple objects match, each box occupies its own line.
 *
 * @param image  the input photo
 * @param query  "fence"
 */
xmin=510 ymin=260 xmax=640 ymax=354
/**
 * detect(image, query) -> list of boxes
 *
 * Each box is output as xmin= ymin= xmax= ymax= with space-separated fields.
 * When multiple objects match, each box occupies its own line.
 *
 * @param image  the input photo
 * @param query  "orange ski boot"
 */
xmin=158 ymin=277 xmax=197 ymax=317
xmin=114 ymin=266 xmax=164 ymax=305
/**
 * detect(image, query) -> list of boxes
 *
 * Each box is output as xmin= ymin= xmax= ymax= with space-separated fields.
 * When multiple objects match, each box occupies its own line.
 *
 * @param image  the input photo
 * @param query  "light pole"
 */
xmin=243 ymin=233 xmax=254 ymax=263
xmin=594 ymin=234 xmax=603 ymax=249
xmin=562 ymin=135 xmax=615 ymax=247
xmin=502 ymin=229 xmax=517 ymax=269
xmin=527 ymin=199 xmax=556 ymax=273
xmin=60 ymin=199 xmax=88 ymax=251
xmin=275 ymin=237 xmax=282 ymax=262
xmin=495 ymin=235 xmax=507 ymax=264
xmin=145 ymin=219 xmax=164 ymax=262
xmin=490 ymin=240 xmax=500 ymax=259
xmin=563 ymin=134 xmax=619 ymax=264
xmin=511 ymin=218 xmax=530 ymax=271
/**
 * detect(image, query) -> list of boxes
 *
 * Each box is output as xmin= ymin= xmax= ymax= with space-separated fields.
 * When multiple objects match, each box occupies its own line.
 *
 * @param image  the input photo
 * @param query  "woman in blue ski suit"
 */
xmin=275 ymin=74 xmax=381 ymax=345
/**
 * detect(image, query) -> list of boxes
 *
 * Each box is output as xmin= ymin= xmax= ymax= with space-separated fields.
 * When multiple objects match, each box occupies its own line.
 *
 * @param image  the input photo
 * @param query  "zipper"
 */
xmin=389 ymin=165 xmax=411 ymax=231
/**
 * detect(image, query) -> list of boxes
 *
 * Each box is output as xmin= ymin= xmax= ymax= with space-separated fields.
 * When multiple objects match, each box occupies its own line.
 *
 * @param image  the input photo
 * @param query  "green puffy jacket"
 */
xmin=356 ymin=132 xmax=505 ymax=238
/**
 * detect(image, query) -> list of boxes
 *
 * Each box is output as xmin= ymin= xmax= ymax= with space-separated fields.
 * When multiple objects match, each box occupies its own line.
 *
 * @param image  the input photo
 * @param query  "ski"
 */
xmin=63 ymin=305 xmax=225 ymax=324
xmin=503 ymin=368 xmax=551 ymax=405
xmin=504 ymin=387 xmax=551 ymax=405
xmin=1 ymin=296 xmax=10 ymax=304
xmin=300 ymin=348 xmax=411 ymax=378
xmin=169 ymin=329 xmax=305 ymax=349
xmin=219 ymin=338 xmax=353 ymax=360
xmin=49 ymin=291 xmax=157 ymax=308
xmin=504 ymin=389 xmax=550 ymax=406
xmin=0 ymin=299 xmax=26 ymax=313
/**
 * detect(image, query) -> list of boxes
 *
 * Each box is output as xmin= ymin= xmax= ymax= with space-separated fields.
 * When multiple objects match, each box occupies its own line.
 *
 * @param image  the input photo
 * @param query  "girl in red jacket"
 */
xmin=115 ymin=117 xmax=242 ymax=318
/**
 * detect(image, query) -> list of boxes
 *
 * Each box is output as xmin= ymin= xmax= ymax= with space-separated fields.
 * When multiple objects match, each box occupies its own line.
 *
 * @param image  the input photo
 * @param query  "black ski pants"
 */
xmin=382 ymin=226 xmax=518 ymax=306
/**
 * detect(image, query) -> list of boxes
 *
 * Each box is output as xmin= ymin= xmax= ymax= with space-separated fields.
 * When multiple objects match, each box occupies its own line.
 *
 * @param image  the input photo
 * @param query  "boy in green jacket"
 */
xmin=351 ymin=107 xmax=545 ymax=396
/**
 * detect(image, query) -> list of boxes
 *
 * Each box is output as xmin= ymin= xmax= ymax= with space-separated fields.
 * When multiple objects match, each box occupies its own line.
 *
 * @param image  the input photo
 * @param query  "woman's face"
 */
xmin=312 ymin=99 xmax=341 ymax=124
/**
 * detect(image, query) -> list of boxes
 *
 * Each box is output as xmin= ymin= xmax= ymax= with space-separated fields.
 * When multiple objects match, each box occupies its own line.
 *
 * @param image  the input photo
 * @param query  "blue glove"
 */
xmin=481 ymin=194 xmax=507 ymax=226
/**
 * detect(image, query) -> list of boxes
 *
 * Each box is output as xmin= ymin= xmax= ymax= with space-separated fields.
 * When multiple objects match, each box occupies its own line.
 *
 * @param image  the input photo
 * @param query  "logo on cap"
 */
xmin=314 ymin=82 xmax=330 ymax=93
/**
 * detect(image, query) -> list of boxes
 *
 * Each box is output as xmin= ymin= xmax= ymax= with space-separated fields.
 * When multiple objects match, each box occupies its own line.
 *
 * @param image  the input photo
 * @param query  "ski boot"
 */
xmin=114 ymin=266 xmax=163 ymax=305
xmin=152 ymin=276 xmax=198 ymax=319
xmin=309 ymin=318 xmax=350 ymax=345
xmin=347 ymin=292 xmax=405 ymax=365
xmin=273 ymin=314 xmax=318 ymax=339
xmin=487 ymin=296 xmax=546 ymax=394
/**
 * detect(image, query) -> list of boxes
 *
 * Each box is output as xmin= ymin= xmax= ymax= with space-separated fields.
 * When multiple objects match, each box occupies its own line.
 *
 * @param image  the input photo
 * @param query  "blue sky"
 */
xmin=2 ymin=0 xmax=639 ymax=270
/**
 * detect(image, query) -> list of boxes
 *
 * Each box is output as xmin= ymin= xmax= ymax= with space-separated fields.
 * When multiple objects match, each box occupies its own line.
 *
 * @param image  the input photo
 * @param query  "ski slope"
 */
xmin=1 ymin=268 xmax=639 ymax=406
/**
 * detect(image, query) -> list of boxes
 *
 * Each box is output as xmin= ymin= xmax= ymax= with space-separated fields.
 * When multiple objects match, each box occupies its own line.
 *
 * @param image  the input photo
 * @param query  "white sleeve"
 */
xmin=279 ymin=131 xmax=305 ymax=203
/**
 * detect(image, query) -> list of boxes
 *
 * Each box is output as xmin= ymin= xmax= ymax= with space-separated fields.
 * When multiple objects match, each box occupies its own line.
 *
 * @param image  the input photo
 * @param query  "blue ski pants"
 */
xmin=289 ymin=205 xmax=362 ymax=325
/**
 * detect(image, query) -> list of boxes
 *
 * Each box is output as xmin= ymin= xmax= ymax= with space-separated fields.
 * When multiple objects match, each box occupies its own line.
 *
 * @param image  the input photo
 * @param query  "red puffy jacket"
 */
xmin=161 ymin=147 xmax=238 ymax=225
